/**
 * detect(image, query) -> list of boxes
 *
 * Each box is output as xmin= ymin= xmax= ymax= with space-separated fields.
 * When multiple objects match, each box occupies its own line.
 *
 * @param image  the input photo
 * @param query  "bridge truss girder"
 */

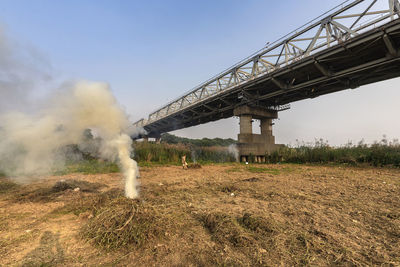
xmin=133 ymin=0 xmax=400 ymax=137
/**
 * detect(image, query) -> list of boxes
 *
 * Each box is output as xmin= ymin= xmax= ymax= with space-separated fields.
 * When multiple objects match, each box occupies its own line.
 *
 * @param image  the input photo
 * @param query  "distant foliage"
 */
xmin=161 ymin=133 xmax=236 ymax=147
xmin=266 ymin=137 xmax=400 ymax=167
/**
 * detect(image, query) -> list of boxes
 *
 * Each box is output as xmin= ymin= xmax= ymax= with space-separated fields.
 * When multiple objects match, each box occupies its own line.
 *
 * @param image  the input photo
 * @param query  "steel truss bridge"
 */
xmin=133 ymin=0 xmax=400 ymax=137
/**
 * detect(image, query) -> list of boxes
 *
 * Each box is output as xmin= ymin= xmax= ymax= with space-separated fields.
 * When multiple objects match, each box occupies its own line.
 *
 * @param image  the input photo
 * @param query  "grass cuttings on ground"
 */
xmin=197 ymin=212 xmax=281 ymax=265
xmin=200 ymin=212 xmax=277 ymax=247
xmin=13 ymin=179 xmax=106 ymax=202
xmin=3 ymin=163 xmax=397 ymax=266
xmin=197 ymin=211 xmax=370 ymax=266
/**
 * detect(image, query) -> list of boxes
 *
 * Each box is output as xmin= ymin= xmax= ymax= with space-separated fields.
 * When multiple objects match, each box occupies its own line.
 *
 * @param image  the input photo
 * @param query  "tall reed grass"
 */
xmin=135 ymin=136 xmax=400 ymax=167
xmin=266 ymin=137 xmax=400 ymax=167
xmin=133 ymin=142 xmax=236 ymax=164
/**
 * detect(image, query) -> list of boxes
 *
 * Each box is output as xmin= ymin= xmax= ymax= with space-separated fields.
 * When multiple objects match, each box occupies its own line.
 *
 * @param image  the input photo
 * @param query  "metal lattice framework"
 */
xmin=133 ymin=0 xmax=400 ymax=129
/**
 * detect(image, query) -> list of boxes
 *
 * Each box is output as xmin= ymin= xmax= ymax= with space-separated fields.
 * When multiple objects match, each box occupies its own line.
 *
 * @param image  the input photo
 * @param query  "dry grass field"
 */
xmin=0 ymin=163 xmax=399 ymax=266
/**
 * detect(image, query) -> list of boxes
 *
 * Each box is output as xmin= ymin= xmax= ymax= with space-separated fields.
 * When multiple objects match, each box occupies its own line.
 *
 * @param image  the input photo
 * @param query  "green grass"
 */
xmin=225 ymin=166 xmax=243 ymax=173
xmin=55 ymin=160 xmax=119 ymax=175
xmin=247 ymin=166 xmax=281 ymax=175
xmin=244 ymin=165 xmax=296 ymax=175
xmin=137 ymin=161 xmax=177 ymax=167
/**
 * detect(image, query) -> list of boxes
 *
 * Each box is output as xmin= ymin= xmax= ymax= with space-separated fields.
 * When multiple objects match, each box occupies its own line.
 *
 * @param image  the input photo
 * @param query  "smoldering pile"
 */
xmin=188 ymin=163 xmax=202 ymax=169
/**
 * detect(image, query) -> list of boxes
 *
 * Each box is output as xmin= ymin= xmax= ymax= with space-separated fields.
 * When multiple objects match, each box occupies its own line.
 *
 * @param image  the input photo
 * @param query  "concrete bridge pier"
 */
xmin=234 ymin=105 xmax=278 ymax=162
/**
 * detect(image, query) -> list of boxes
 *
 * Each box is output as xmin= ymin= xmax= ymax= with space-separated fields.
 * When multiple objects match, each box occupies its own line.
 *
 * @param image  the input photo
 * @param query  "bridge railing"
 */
xmin=133 ymin=0 xmax=400 ymax=129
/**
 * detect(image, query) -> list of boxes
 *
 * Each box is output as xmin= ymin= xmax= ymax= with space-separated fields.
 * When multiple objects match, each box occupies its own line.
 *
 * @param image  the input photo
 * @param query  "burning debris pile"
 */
xmin=182 ymin=154 xmax=202 ymax=169
xmin=188 ymin=163 xmax=202 ymax=169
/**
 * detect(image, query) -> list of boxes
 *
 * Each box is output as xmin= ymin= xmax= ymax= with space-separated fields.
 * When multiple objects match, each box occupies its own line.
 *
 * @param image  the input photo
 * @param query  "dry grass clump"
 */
xmin=52 ymin=189 xmax=165 ymax=251
xmin=200 ymin=212 xmax=278 ymax=246
xmin=80 ymin=195 xmax=162 ymax=250
xmin=201 ymin=212 xmax=251 ymax=247
xmin=0 ymin=177 xmax=19 ymax=194
xmin=52 ymin=188 xmax=122 ymax=216
xmin=13 ymin=179 xmax=106 ymax=202
xmin=241 ymin=177 xmax=261 ymax=182
xmin=51 ymin=179 xmax=105 ymax=193
xmin=238 ymin=213 xmax=277 ymax=234
xmin=219 ymin=184 xmax=239 ymax=193
xmin=188 ymin=163 xmax=202 ymax=169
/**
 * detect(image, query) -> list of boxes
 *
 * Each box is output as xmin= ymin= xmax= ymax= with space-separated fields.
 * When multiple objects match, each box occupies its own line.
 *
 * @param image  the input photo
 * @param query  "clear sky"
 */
xmin=0 ymin=0 xmax=399 ymax=145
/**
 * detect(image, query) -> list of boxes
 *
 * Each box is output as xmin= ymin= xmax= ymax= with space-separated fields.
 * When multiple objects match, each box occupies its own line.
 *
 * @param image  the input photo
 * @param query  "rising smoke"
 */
xmin=228 ymin=144 xmax=239 ymax=162
xmin=0 ymin=28 xmax=140 ymax=198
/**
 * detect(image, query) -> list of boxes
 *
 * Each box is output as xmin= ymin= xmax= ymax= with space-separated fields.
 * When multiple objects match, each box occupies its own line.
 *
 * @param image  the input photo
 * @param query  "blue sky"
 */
xmin=1 ymin=0 xmax=399 ymax=145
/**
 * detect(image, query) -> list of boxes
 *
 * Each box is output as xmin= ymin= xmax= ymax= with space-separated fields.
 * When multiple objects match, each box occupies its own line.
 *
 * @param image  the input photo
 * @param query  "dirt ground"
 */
xmin=0 ymin=163 xmax=399 ymax=266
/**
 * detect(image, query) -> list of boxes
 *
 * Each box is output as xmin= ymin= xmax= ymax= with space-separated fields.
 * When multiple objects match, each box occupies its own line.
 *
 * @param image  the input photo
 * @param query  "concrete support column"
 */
xmin=239 ymin=115 xmax=252 ymax=135
xmin=260 ymin=118 xmax=273 ymax=136
xmin=234 ymin=105 xmax=279 ymax=161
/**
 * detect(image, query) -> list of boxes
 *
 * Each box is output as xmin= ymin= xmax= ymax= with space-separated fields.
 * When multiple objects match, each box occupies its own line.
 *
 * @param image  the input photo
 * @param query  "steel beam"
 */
xmin=383 ymin=33 xmax=398 ymax=57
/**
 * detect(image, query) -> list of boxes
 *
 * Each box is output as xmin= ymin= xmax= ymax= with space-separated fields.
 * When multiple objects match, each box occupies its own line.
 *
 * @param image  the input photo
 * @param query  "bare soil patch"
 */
xmin=0 ymin=164 xmax=399 ymax=266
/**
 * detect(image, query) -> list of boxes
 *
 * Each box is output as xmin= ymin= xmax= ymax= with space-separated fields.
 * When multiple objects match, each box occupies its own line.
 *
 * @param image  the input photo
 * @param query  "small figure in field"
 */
xmin=182 ymin=155 xmax=188 ymax=169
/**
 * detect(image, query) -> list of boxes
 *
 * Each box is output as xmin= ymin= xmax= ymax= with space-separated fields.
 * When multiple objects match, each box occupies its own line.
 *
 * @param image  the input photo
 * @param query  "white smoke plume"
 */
xmin=228 ymin=144 xmax=239 ymax=162
xmin=0 ymin=25 xmax=52 ymax=113
xmin=0 ymin=81 xmax=140 ymax=198
xmin=191 ymin=149 xmax=197 ymax=163
xmin=0 ymin=28 xmax=140 ymax=198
